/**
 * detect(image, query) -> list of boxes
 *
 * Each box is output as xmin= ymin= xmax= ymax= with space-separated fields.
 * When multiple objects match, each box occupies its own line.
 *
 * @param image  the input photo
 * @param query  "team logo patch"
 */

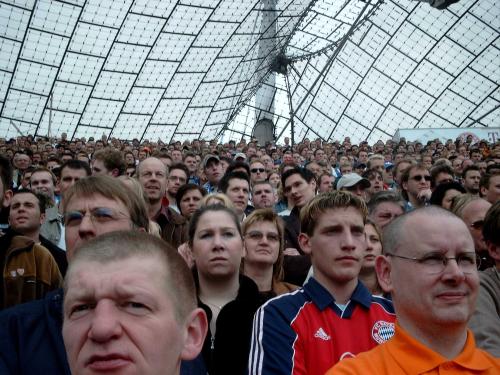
xmin=371 ymin=321 xmax=395 ymax=344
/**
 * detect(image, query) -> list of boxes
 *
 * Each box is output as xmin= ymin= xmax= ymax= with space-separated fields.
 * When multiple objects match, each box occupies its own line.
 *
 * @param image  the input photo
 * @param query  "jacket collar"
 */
xmin=303 ymin=277 xmax=372 ymax=311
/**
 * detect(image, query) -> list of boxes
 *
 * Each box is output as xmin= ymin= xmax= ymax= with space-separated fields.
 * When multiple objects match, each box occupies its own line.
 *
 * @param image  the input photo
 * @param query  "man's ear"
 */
xmin=480 ymin=186 xmax=487 ymax=197
xmin=2 ymin=189 xmax=13 ymax=208
xmin=375 ymin=255 xmax=393 ymax=294
xmin=298 ymin=233 xmax=312 ymax=255
xmin=181 ymin=308 xmax=208 ymax=361
xmin=111 ymin=168 xmax=120 ymax=178
xmin=39 ymin=212 xmax=46 ymax=225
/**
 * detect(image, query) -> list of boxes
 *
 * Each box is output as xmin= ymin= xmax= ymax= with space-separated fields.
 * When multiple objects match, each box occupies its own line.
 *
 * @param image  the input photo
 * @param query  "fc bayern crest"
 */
xmin=371 ymin=321 xmax=395 ymax=344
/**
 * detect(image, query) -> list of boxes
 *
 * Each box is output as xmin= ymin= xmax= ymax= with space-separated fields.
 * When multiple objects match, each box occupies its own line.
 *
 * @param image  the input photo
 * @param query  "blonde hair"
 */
xmin=300 ymin=191 xmax=368 ymax=236
xmin=450 ymin=193 xmax=481 ymax=218
xmin=242 ymin=209 xmax=285 ymax=281
xmin=200 ymin=193 xmax=235 ymax=210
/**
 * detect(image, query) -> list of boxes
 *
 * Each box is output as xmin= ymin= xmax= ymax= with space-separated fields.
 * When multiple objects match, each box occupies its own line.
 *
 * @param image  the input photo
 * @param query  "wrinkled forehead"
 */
xmin=65 ymin=256 xmax=168 ymax=300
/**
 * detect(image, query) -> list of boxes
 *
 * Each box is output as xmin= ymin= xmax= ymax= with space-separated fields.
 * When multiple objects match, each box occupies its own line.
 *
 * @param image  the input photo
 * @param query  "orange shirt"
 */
xmin=326 ymin=323 xmax=500 ymax=374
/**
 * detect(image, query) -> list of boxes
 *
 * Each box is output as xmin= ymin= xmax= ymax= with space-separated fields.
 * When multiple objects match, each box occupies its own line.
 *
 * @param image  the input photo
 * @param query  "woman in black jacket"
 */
xmin=188 ymin=204 xmax=261 ymax=375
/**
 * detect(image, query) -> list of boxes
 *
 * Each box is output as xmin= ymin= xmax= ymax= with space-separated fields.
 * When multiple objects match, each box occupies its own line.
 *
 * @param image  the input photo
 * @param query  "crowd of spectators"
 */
xmin=0 ymin=130 xmax=498 ymax=374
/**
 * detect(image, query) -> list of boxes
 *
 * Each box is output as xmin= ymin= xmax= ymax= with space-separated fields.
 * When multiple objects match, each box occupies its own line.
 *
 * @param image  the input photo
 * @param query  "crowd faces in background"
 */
xmin=0 ymin=132 xmax=499 ymax=373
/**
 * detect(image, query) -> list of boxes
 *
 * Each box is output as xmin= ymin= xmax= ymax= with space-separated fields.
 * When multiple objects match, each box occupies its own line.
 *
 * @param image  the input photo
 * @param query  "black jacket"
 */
xmin=197 ymin=274 xmax=261 ymax=375
xmin=282 ymin=206 xmax=311 ymax=285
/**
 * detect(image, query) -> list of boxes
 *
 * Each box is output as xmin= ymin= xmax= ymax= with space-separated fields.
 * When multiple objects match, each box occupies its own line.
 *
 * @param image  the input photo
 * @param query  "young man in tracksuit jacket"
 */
xmin=249 ymin=191 xmax=396 ymax=375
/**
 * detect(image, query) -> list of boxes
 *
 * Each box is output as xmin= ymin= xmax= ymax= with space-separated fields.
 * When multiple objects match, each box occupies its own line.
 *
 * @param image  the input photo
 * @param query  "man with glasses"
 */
xmin=327 ymin=206 xmax=499 ymax=374
xmin=0 ymin=176 xmax=150 ymax=374
xmin=400 ymin=163 xmax=432 ymax=211
xmin=249 ymin=159 xmax=268 ymax=185
xmin=165 ymin=163 xmax=189 ymax=213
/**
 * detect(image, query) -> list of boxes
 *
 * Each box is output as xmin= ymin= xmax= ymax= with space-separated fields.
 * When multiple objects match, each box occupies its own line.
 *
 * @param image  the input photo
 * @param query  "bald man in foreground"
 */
xmin=62 ymin=231 xmax=207 ymax=375
xmin=327 ymin=206 xmax=499 ymax=374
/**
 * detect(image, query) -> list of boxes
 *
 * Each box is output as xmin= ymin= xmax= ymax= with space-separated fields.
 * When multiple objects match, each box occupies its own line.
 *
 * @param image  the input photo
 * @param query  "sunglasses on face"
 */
xmin=411 ymin=175 xmax=431 ymax=182
xmin=251 ymin=168 xmax=265 ymax=173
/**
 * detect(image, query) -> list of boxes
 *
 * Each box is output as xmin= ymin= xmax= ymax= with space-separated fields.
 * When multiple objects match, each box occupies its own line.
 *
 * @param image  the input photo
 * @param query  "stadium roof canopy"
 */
xmin=0 ymin=0 xmax=498 ymax=144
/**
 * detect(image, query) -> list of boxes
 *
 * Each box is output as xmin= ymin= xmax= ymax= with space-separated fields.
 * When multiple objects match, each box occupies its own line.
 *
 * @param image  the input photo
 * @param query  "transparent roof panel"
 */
xmin=0 ymin=0 xmax=498 ymax=142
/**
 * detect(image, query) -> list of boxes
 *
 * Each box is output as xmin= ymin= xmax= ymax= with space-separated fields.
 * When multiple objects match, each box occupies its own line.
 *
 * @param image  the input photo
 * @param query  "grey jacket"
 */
xmin=469 ymin=266 xmax=500 ymax=357
xmin=40 ymin=206 xmax=63 ymax=249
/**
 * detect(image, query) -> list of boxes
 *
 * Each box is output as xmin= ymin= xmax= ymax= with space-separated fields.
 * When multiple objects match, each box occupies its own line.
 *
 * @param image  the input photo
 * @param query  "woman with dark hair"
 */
xmin=430 ymin=181 xmax=466 ymax=210
xmin=188 ymin=205 xmax=261 ymax=374
xmin=176 ymin=183 xmax=207 ymax=220
xmin=242 ymin=209 xmax=298 ymax=303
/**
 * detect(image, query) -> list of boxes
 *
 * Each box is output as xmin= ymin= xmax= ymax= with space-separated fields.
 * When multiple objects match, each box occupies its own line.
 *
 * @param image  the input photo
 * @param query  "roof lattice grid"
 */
xmin=0 ymin=0 xmax=498 ymax=143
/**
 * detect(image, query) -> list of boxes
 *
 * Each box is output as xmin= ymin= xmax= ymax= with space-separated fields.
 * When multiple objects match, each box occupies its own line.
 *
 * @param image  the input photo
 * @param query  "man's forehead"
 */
xmin=170 ymin=168 xmax=187 ymax=177
xmin=285 ymin=174 xmax=306 ymax=187
xmin=61 ymin=168 xmax=88 ymax=178
xmin=229 ymin=178 xmax=249 ymax=188
xmin=66 ymin=257 xmax=166 ymax=298
xmin=409 ymin=167 xmax=428 ymax=176
xmin=66 ymin=194 xmax=125 ymax=210
xmin=316 ymin=207 xmax=364 ymax=226
xmin=140 ymin=159 xmax=166 ymax=172
xmin=254 ymin=185 xmax=272 ymax=193
xmin=31 ymin=171 xmax=52 ymax=181
xmin=12 ymin=192 xmax=37 ymax=204
xmin=376 ymin=201 xmax=403 ymax=213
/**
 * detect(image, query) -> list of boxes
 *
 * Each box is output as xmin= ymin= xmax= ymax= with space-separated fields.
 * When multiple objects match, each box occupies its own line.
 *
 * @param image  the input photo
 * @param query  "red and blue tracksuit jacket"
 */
xmin=248 ymin=278 xmax=395 ymax=375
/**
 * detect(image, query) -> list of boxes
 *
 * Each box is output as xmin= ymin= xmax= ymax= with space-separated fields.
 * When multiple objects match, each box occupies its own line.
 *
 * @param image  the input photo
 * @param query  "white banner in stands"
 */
xmin=393 ymin=128 xmax=500 ymax=144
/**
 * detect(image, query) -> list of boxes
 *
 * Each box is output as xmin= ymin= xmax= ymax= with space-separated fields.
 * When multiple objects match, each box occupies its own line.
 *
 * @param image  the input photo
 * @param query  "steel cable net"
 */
xmin=0 ymin=0 xmax=498 ymax=143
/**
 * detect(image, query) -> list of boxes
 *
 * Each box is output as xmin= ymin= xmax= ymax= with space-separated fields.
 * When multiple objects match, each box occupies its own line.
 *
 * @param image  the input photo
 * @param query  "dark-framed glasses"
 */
xmin=251 ymin=168 xmax=266 ymax=174
xmin=386 ymin=252 xmax=480 ymax=274
xmin=411 ymin=175 xmax=431 ymax=182
xmin=64 ymin=207 xmax=130 ymax=227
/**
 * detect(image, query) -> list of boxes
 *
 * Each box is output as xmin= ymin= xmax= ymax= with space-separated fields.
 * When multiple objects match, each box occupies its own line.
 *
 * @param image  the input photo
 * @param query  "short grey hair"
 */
xmin=64 ymin=231 xmax=196 ymax=322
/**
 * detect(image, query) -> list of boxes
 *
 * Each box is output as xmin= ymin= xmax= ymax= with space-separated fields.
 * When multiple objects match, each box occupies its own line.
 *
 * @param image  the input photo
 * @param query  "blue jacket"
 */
xmin=0 ymin=289 xmax=69 ymax=374
xmin=0 ymin=288 xmax=205 ymax=375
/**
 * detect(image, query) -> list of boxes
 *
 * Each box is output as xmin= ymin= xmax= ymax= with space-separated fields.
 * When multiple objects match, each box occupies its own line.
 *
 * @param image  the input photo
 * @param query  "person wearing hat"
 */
xmin=337 ymin=173 xmax=371 ymax=202
xmin=202 ymin=154 xmax=223 ymax=194
xmin=233 ymin=152 xmax=247 ymax=162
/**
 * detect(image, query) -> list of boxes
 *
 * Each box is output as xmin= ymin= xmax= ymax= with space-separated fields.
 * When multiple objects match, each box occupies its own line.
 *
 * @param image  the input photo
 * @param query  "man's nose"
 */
xmin=78 ymin=213 xmax=96 ymax=238
xmin=89 ymin=301 xmax=122 ymax=343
